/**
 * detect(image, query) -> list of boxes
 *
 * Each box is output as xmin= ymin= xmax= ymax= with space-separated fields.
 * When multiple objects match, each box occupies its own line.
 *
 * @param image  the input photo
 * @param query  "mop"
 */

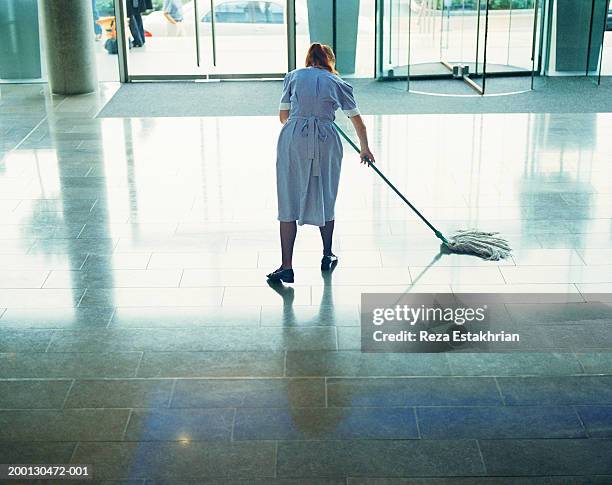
xmin=333 ymin=123 xmax=511 ymax=261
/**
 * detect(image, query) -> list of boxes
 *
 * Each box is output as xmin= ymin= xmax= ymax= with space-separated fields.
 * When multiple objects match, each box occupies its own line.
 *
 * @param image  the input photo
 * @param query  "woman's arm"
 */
xmin=279 ymin=110 xmax=289 ymax=124
xmin=349 ymin=115 xmax=375 ymax=165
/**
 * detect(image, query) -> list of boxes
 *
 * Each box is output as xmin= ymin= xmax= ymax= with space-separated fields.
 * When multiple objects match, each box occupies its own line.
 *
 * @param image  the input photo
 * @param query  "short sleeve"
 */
xmin=337 ymin=80 xmax=360 ymax=117
xmin=279 ymin=72 xmax=292 ymax=111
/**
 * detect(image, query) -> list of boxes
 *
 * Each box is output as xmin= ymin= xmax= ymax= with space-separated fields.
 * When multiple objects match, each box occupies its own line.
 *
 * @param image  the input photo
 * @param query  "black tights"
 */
xmin=279 ymin=220 xmax=334 ymax=269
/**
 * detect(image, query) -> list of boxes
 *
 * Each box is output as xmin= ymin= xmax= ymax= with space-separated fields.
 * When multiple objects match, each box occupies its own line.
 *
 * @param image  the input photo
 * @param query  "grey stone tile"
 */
xmin=72 ymin=441 xmax=275 ymax=479
xmin=29 ymin=238 xmax=118 ymax=255
xmin=67 ymin=481 xmax=145 ymax=485
xmin=497 ymin=376 xmax=612 ymax=405
xmin=79 ymin=287 xmax=224 ymax=307
xmin=65 ymin=379 xmax=174 ymax=408
xmin=0 ymin=307 xmax=114 ymax=328
xmin=0 ymin=409 xmax=129 ymax=441
xmin=286 ymin=351 xmax=451 ymax=377
xmin=575 ymin=406 xmax=612 ymax=437
xmin=347 ymin=478 xmax=612 ymax=484
xmin=48 ymin=327 xmax=337 ymax=352
xmin=447 ymin=352 xmax=583 ymax=376
xmin=0 ymin=288 xmax=86 ymax=308
xmin=137 ymin=351 xmax=285 ymax=378
xmin=0 ymin=379 xmax=72 ymax=409
xmin=277 ymin=440 xmax=485 ymax=477
xmin=261 ymin=304 xmax=360 ymax=327
xmin=0 ymin=352 xmax=142 ymax=378
xmin=234 ymin=406 xmax=418 ymax=440
xmin=577 ymin=352 xmax=612 ymax=374
xmin=506 ymin=302 xmax=612 ymax=325
xmin=0 ymin=441 xmax=76 ymax=463
xmin=417 ymin=406 xmax=585 ymax=439
xmin=111 ymin=306 xmax=261 ymax=328
xmin=44 ymin=269 xmax=182 ymax=289
xmin=124 ymin=408 xmax=234 ymax=441
xmin=171 ymin=378 xmax=324 ymax=408
xmin=479 ymin=439 xmax=612 ymax=475
xmin=328 ymin=377 xmax=502 ymax=407
xmin=0 ymin=329 xmax=54 ymax=351
xmin=81 ymin=253 xmax=152 ymax=271
xmin=585 ymin=322 xmax=612 ymax=348
xmin=145 ymin=480 xmax=343 ymax=485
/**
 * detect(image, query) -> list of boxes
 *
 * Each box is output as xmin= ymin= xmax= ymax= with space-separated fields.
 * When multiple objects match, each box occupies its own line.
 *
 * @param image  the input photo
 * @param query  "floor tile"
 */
xmin=0 ymin=379 xmax=72 ymax=409
xmin=0 ymin=352 xmax=142 ymax=378
xmin=80 ymin=287 xmax=224 ymax=307
xmin=577 ymin=352 xmax=612 ymax=374
xmin=479 ymin=439 xmax=612 ymax=475
xmin=65 ymin=379 xmax=174 ymax=408
xmin=497 ymin=376 xmax=612 ymax=404
xmin=509 ymin=248 xmax=585 ymax=266
xmin=111 ymin=306 xmax=261 ymax=328
xmin=137 ymin=351 xmax=285 ymax=378
xmin=0 ymin=306 xmax=114 ymax=328
xmin=0 ymin=329 xmax=54 ymax=351
xmin=124 ymin=408 xmax=234 ymax=441
xmin=417 ymin=406 xmax=585 ymax=438
xmin=447 ymin=352 xmax=583 ymax=376
xmin=286 ymin=351 xmax=451 ymax=377
xmin=148 ymin=251 xmax=258 ymax=269
xmin=0 ymin=409 xmax=130 ymax=441
xmin=0 ymin=441 xmax=76 ymax=463
xmin=48 ymin=327 xmax=337 ymax=352
xmin=261 ymin=304 xmax=360 ymax=327
xmin=575 ymin=406 xmax=612 ymax=437
xmin=44 ymin=269 xmax=182 ymax=288
xmin=501 ymin=265 xmax=612 ymax=285
xmin=0 ymin=288 xmax=85 ymax=308
xmin=327 ymin=377 xmax=501 ymax=407
xmin=171 ymin=378 xmax=325 ymax=408
xmin=505 ymin=301 xmax=612 ymax=325
xmin=223 ymin=286 xmax=312 ymax=306
xmin=234 ymin=407 xmax=419 ymax=440
xmin=71 ymin=441 xmax=275 ymax=479
xmin=276 ymin=440 xmax=485 ymax=478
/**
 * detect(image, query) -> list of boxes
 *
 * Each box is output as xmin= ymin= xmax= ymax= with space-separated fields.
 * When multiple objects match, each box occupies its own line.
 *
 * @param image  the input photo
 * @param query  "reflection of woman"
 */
xmin=267 ymin=43 xmax=375 ymax=283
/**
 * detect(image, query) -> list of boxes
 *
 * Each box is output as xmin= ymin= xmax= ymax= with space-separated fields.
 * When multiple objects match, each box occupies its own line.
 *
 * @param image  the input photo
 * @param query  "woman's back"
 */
xmin=281 ymin=67 xmax=358 ymax=121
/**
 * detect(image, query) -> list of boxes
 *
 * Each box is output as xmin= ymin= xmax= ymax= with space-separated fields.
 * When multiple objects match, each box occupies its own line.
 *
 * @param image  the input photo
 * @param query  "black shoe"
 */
xmin=266 ymin=268 xmax=294 ymax=283
xmin=321 ymin=254 xmax=338 ymax=271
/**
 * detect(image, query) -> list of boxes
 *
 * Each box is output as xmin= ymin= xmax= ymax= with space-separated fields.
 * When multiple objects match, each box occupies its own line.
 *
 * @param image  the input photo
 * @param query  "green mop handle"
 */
xmin=333 ymin=122 xmax=450 ymax=246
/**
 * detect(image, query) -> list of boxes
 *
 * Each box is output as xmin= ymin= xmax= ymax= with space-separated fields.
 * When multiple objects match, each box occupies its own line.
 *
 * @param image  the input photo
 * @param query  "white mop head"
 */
xmin=444 ymin=229 xmax=512 ymax=261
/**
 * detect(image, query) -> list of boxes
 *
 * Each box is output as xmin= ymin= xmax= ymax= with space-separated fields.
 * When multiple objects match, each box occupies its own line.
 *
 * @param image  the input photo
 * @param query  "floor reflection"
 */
xmin=0 ymin=84 xmax=611 ymax=480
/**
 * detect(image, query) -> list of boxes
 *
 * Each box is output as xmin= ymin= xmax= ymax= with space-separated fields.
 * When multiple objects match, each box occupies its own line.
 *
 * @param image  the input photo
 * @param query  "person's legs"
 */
xmin=135 ymin=13 xmax=145 ymax=44
xmin=319 ymin=219 xmax=335 ymax=256
xmin=129 ymin=13 xmax=144 ymax=46
xmin=280 ymin=221 xmax=297 ymax=269
xmin=129 ymin=16 xmax=140 ymax=46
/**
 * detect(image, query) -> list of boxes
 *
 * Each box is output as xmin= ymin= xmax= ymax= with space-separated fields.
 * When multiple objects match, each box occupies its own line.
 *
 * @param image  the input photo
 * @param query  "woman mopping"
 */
xmin=267 ymin=43 xmax=375 ymax=283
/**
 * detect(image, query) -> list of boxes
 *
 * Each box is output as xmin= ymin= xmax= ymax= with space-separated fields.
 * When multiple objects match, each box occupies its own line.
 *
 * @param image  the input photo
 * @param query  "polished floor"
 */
xmin=0 ymin=82 xmax=612 ymax=483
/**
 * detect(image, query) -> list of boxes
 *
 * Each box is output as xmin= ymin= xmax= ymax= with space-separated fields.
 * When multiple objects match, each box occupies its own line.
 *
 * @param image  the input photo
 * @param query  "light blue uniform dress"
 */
xmin=276 ymin=66 xmax=360 ymax=227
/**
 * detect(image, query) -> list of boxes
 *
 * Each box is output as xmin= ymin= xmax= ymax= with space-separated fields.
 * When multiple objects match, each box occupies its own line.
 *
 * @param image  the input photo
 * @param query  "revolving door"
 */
xmin=379 ymin=0 xmax=543 ymax=94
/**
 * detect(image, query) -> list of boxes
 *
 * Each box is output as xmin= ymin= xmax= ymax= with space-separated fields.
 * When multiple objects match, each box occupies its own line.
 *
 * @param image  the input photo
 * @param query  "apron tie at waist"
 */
xmin=295 ymin=115 xmax=329 ymax=177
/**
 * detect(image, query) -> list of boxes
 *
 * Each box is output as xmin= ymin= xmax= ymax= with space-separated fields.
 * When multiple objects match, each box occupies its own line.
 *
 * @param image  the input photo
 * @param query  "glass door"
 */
xmin=379 ymin=0 xmax=542 ymax=94
xmin=196 ymin=0 xmax=288 ymax=74
xmin=121 ymin=0 xmax=288 ymax=78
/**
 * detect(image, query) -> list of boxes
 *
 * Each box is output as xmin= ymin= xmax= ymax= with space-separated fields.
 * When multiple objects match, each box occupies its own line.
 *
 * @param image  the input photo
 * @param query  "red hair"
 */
xmin=305 ymin=43 xmax=338 ymax=74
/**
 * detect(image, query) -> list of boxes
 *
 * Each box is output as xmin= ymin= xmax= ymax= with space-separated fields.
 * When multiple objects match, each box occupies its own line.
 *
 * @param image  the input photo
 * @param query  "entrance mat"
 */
xmin=97 ymin=76 xmax=612 ymax=118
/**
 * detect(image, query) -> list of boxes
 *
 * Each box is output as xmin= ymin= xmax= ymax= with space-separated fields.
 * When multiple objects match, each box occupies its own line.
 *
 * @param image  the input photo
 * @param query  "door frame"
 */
xmin=376 ymin=0 xmax=546 ymax=94
xmin=114 ymin=0 xmax=295 ymax=81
